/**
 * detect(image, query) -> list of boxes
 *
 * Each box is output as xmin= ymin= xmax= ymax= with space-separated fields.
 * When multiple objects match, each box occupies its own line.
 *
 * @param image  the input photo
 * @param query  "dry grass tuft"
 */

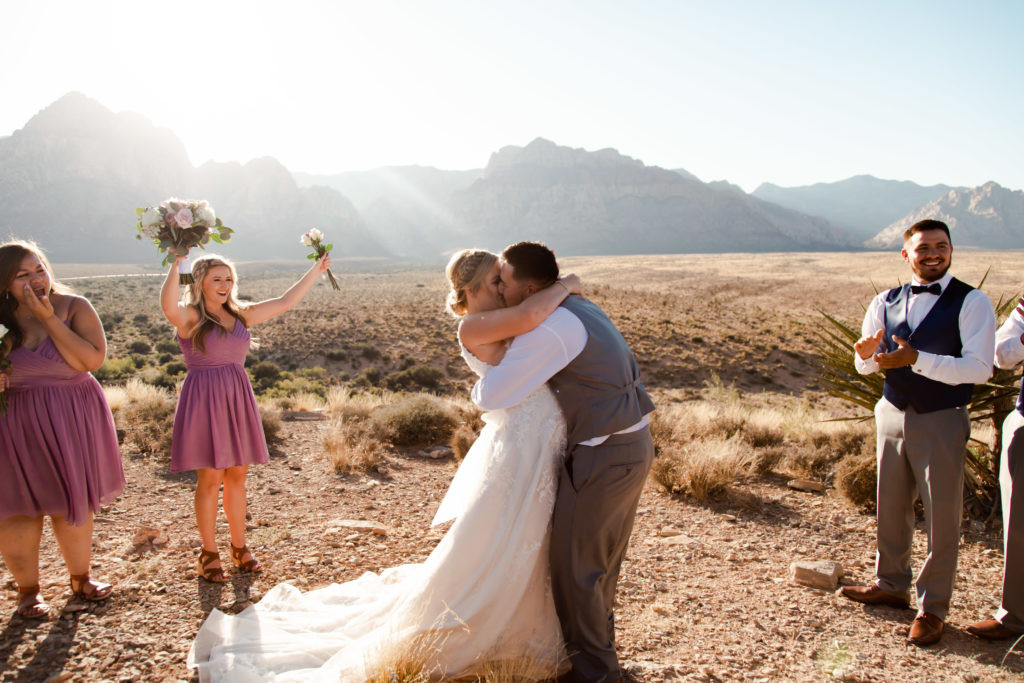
xmin=652 ymin=437 xmax=749 ymax=501
xmin=259 ymin=404 xmax=283 ymax=443
xmin=449 ymin=424 xmax=477 ymax=461
xmin=325 ymin=387 xmax=391 ymax=421
xmin=113 ymin=378 xmax=176 ymax=457
xmin=323 ymin=418 xmax=388 ymax=474
xmin=836 ymin=453 xmax=877 ymax=511
xmin=373 ymin=395 xmax=460 ymax=447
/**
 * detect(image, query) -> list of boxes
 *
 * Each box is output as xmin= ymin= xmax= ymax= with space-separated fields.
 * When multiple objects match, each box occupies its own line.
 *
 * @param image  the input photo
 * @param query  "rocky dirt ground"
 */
xmin=1 ymin=412 xmax=1021 ymax=682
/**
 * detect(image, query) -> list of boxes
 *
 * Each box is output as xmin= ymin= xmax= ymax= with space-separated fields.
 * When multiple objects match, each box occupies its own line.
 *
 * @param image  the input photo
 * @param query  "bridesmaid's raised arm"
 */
xmin=241 ymin=254 xmax=331 ymax=327
xmin=458 ymin=273 xmax=581 ymax=348
xmin=160 ymin=257 xmax=198 ymax=335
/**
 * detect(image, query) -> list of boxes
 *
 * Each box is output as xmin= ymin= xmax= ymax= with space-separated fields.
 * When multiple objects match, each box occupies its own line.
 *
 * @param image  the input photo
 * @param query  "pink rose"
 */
xmin=173 ymin=208 xmax=194 ymax=229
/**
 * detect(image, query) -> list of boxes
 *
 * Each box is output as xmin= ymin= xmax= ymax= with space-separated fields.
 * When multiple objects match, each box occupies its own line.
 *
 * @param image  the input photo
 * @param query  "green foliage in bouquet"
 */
xmin=814 ymin=271 xmax=1020 ymax=518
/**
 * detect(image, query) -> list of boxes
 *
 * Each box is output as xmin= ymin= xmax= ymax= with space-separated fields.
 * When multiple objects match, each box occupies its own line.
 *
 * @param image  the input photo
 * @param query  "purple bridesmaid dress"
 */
xmin=170 ymin=319 xmax=269 ymax=472
xmin=0 ymin=325 xmax=125 ymax=526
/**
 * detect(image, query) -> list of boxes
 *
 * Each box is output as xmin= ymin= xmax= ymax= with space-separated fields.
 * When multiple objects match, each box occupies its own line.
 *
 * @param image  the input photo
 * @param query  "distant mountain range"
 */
xmin=867 ymin=182 xmax=1024 ymax=249
xmin=753 ymin=175 xmax=961 ymax=242
xmin=1 ymin=93 xmax=1020 ymax=262
xmin=0 ymin=93 xmax=387 ymax=263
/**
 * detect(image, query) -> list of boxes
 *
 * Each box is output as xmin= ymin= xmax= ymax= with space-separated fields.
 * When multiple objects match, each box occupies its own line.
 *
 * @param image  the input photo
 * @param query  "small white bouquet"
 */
xmin=301 ymin=228 xmax=339 ymax=290
xmin=136 ymin=198 xmax=233 ymax=283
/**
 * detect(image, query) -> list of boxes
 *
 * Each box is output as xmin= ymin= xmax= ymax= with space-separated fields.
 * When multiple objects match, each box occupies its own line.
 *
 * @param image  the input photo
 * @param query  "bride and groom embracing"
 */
xmin=190 ymin=242 xmax=656 ymax=682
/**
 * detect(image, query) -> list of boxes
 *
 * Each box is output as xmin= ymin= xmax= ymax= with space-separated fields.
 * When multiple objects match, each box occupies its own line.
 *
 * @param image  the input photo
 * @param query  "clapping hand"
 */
xmin=874 ymin=335 xmax=919 ymax=369
xmin=854 ymin=329 xmax=884 ymax=360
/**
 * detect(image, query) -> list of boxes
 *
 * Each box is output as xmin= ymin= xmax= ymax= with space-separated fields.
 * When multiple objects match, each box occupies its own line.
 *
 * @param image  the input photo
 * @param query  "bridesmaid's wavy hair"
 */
xmin=445 ymin=249 xmax=497 ymax=317
xmin=182 ymin=254 xmax=248 ymax=353
xmin=0 ymin=240 xmax=74 ymax=355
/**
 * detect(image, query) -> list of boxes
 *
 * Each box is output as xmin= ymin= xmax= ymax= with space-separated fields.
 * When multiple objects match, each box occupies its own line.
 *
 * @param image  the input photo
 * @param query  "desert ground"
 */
xmin=2 ymin=250 xmax=1024 ymax=682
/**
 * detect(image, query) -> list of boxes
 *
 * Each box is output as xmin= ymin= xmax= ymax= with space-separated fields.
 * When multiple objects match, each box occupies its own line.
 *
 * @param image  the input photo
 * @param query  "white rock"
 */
xmin=787 ymin=478 xmax=827 ymax=493
xmin=789 ymin=560 xmax=844 ymax=590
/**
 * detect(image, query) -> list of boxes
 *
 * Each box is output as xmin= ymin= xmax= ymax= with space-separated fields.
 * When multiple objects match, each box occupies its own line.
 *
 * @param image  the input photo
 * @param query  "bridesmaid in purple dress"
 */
xmin=0 ymin=240 xmax=124 ymax=619
xmin=160 ymin=252 xmax=331 ymax=583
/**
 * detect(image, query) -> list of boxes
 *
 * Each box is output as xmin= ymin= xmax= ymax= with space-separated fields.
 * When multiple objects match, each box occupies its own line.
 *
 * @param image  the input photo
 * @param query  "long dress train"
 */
xmin=189 ymin=347 xmax=567 ymax=681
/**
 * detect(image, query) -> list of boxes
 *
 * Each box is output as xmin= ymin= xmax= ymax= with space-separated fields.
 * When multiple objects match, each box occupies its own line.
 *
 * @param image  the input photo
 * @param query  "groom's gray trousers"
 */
xmin=550 ymin=426 xmax=655 ymax=683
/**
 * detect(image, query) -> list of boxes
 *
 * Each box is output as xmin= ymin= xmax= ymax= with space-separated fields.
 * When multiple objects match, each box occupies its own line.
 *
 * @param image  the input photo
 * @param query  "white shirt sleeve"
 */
xmin=995 ymin=305 xmax=1024 ymax=370
xmin=910 ymin=289 xmax=995 ymax=385
xmin=854 ymin=293 xmax=885 ymax=375
xmin=471 ymin=307 xmax=587 ymax=411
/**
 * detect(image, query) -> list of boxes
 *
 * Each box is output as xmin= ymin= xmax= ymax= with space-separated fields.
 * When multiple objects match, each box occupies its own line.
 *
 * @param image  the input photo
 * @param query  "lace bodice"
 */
xmin=459 ymin=344 xmax=492 ymax=379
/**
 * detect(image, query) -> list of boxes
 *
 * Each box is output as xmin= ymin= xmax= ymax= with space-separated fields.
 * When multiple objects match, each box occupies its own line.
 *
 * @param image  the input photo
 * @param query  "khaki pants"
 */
xmin=996 ymin=410 xmax=1024 ymax=631
xmin=874 ymin=398 xmax=968 ymax=620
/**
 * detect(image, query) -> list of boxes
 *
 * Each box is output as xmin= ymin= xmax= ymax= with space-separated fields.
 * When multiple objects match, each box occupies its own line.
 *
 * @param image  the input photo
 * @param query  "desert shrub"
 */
xmin=372 ymin=395 xmax=459 ymax=447
xmin=450 ymin=424 xmax=478 ymax=461
xmin=651 ymin=437 xmax=748 ymax=502
xmin=129 ymin=353 xmax=150 ymax=368
xmin=155 ymin=339 xmax=180 ymax=354
xmin=325 ymin=387 xmax=388 ymax=421
xmin=244 ymin=352 xmax=260 ymax=367
xmin=263 ymin=376 xmax=327 ymax=400
xmin=384 ymin=365 xmax=444 ymax=391
xmin=742 ymin=424 xmax=785 ymax=448
xmin=270 ymin=392 xmax=326 ymax=412
xmin=157 ymin=352 xmax=173 ymax=364
xmin=359 ymin=343 xmax=382 ymax=361
xmin=251 ymin=361 xmax=282 ymax=382
xmin=323 ymin=418 xmax=387 ymax=474
xmin=115 ymin=378 xmax=176 ymax=456
xmin=260 ymin=405 xmax=282 ymax=442
xmin=139 ymin=367 xmax=177 ymax=390
xmin=128 ymin=340 xmax=152 ymax=354
xmin=325 ymin=349 xmax=346 ymax=361
xmin=355 ymin=367 xmax=382 ymax=387
xmin=100 ymin=312 xmax=123 ymax=330
xmin=748 ymin=446 xmax=786 ymax=476
xmin=94 ymin=356 xmax=137 ymax=382
xmin=299 ymin=366 xmax=327 ymax=380
xmin=132 ymin=313 xmax=149 ymax=324
xmin=163 ymin=360 xmax=187 ymax=376
xmin=836 ymin=453 xmax=877 ymax=511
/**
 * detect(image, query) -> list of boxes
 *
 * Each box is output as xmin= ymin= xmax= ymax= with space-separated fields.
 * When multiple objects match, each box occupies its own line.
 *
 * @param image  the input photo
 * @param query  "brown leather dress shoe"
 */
xmin=908 ymin=612 xmax=944 ymax=646
xmin=966 ymin=618 xmax=1022 ymax=641
xmin=838 ymin=583 xmax=911 ymax=609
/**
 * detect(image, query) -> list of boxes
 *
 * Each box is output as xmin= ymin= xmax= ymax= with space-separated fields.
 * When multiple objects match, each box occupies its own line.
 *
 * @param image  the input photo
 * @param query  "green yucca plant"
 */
xmin=814 ymin=271 xmax=1021 ymax=518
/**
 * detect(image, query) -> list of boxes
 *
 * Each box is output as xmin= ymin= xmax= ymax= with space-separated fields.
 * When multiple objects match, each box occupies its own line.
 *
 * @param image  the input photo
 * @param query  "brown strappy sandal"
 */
xmin=230 ymin=544 xmax=263 ymax=574
xmin=197 ymin=549 xmax=228 ymax=583
xmin=69 ymin=573 xmax=113 ymax=601
xmin=15 ymin=585 xmax=49 ymax=619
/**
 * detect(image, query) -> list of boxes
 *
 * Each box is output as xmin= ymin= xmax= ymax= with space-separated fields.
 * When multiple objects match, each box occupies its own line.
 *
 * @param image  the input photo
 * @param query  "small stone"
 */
xmin=328 ymin=519 xmax=388 ymax=535
xmin=658 ymin=526 xmax=683 ymax=537
xmin=721 ymin=514 xmax=738 ymax=522
xmin=789 ymin=560 xmax=844 ymax=590
xmin=787 ymin=478 xmax=827 ymax=493
xmin=663 ymin=534 xmax=697 ymax=546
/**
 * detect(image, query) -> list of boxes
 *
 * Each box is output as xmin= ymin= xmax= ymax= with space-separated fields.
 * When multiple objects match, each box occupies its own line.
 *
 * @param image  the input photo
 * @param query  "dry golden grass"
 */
xmin=449 ymin=424 xmax=477 ymax=461
xmin=106 ymin=378 xmax=177 ymax=457
xmin=323 ymin=417 xmax=388 ymax=474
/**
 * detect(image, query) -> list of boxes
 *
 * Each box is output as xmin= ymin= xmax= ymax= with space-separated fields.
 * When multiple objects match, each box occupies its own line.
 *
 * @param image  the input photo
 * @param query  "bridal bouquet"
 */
xmin=301 ymin=229 xmax=339 ymax=290
xmin=0 ymin=323 xmax=11 ymax=414
xmin=136 ymin=198 xmax=233 ymax=284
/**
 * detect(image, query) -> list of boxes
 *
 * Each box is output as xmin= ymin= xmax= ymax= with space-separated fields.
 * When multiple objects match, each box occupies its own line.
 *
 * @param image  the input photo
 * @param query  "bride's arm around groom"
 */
xmin=472 ymin=241 xmax=655 ymax=683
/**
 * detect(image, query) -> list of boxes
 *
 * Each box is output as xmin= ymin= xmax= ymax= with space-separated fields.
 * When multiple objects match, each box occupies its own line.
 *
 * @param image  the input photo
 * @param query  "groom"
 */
xmin=472 ymin=242 xmax=656 ymax=682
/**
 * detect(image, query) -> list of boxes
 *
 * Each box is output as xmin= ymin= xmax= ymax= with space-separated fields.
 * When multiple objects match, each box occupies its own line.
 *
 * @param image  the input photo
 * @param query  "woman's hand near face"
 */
xmin=17 ymin=284 xmax=56 ymax=322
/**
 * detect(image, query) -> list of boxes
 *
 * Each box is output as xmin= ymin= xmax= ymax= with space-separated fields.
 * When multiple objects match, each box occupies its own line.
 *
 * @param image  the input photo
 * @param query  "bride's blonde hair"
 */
xmin=445 ymin=249 xmax=497 ymax=317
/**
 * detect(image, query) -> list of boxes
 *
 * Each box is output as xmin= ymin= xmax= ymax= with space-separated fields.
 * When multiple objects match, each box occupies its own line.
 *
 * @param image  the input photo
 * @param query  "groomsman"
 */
xmin=966 ymin=297 xmax=1024 ymax=641
xmin=839 ymin=219 xmax=996 ymax=646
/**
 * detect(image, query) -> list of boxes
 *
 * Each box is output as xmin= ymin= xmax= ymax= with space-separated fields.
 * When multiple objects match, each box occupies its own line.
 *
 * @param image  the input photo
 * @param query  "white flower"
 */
xmin=308 ymin=228 xmax=324 ymax=242
xmin=300 ymin=232 xmax=314 ymax=247
xmin=0 ymin=324 xmax=8 ymax=338
xmin=195 ymin=205 xmax=216 ymax=225
xmin=141 ymin=207 xmax=163 ymax=228
xmin=141 ymin=222 xmax=162 ymax=240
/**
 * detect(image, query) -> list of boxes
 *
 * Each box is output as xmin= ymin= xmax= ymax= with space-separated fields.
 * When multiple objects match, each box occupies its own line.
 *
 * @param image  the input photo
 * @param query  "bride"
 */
xmin=189 ymin=249 xmax=580 ymax=681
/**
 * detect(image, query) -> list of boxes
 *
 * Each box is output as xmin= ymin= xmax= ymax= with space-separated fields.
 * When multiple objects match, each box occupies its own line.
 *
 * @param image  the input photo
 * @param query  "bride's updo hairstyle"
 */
xmin=445 ymin=249 xmax=498 ymax=317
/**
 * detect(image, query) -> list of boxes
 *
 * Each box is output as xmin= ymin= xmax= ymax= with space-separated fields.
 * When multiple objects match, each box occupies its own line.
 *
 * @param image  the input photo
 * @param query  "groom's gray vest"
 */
xmin=548 ymin=295 xmax=655 ymax=447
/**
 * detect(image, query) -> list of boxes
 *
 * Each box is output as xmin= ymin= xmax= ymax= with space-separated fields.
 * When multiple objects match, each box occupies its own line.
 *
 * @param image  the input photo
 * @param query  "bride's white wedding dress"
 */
xmin=189 ymin=347 xmax=567 ymax=681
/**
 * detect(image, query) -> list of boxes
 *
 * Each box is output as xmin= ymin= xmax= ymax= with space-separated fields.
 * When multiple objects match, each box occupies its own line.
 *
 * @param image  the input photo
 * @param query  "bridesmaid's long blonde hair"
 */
xmin=183 ymin=254 xmax=248 ymax=353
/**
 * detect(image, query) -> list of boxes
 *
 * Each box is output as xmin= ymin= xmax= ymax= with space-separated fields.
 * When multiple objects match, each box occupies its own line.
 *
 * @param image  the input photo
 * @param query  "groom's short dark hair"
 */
xmin=502 ymin=242 xmax=559 ymax=286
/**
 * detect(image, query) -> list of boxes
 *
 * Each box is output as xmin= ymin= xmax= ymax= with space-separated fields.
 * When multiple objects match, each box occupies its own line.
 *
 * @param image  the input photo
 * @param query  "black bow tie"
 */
xmin=910 ymin=283 xmax=942 ymax=295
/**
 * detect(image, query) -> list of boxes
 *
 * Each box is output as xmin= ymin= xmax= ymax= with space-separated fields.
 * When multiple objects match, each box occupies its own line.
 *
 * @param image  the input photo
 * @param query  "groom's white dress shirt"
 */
xmin=472 ymin=307 xmax=649 ymax=446
xmin=854 ymin=272 xmax=995 ymax=386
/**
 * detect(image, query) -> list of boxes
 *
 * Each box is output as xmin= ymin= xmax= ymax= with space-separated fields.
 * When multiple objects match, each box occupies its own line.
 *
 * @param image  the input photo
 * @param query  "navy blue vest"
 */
xmin=881 ymin=277 xmax=974 ymax=413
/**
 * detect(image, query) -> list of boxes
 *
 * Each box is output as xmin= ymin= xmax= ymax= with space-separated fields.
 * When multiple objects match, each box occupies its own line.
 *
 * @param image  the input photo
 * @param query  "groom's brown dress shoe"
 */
xmin=838 ymin=583 xmax=911 ymax=609
xmin=908 ymin=612 xmax=944 ymax=646
xmin=966 ymin=618 xmax=1022 ymax=641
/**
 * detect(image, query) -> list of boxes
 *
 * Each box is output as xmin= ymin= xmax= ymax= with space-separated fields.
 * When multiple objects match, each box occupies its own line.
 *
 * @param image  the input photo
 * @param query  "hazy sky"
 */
xmin=3 ymin=0 xmax=1022 ymax=192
